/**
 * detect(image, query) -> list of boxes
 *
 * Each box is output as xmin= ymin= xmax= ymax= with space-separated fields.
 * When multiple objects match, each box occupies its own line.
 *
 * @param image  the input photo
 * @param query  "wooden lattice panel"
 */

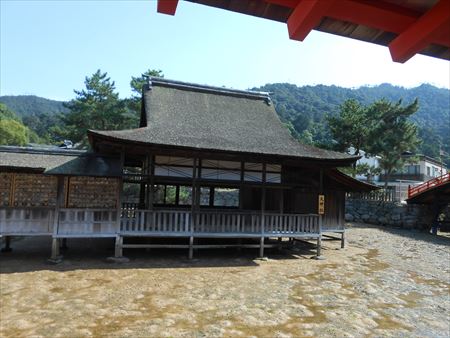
xmin=68 ymin=177 xmax=118 ymax=208
xmin=13 ymin=174 xmax=58 ymax=207
xmin=0 ymin=173 xmax=13 ymax=207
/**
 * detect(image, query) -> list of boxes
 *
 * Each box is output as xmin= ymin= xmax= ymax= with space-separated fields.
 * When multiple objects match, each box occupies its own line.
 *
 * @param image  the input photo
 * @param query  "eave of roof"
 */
xmin=177 ymin=0 xmax=450 ymax=62
xmin=0 ymin=146 xmax=121 ymax=177
xmin=327 ymin=169 xmax=379 ymax=192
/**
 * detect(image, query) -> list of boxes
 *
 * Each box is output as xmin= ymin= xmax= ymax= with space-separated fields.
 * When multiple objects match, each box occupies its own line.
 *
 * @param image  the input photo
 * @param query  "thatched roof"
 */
xmin=89 ymin=78 xmax=358 ymax=165
xmin=0 ymin=146 xmax=121 ymax=177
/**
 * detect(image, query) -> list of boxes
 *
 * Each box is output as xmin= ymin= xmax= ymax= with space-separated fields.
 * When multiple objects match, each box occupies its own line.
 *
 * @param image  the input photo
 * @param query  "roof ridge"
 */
xmin=149 ymin=77 xmax=271 ymax=100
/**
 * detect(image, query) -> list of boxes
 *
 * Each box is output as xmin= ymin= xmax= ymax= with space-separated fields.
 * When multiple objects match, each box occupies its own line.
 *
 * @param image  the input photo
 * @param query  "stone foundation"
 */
xmin=345 ymin=199 xmax=437 ymax=230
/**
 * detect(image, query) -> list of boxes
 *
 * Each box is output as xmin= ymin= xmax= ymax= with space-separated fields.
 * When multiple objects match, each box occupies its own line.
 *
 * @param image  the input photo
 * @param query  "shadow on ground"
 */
xmin=0 ymin=236 xmax=320 ymax=274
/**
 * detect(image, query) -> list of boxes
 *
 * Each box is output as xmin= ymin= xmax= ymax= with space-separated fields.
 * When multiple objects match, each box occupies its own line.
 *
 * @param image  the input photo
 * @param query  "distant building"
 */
xmin=352 ymin=150 xmax=448 ymax=201
xmin=379 ymin=154 xmax=447 ymax=183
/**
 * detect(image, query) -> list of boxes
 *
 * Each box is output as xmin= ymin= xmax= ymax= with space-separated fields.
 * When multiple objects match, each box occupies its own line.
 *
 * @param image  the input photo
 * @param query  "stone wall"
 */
xmin=345 ymin=199 xmax=436 ymax=230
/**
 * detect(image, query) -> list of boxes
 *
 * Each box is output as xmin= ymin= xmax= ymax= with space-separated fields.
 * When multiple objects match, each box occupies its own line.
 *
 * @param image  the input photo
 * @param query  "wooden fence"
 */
xmin=120 ymin=209 xmax=319 ymax=237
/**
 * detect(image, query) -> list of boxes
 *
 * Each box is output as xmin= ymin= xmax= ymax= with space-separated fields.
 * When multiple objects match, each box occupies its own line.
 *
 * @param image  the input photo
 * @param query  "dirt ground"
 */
xmin=1 ymin=223 xmax=449 ymax=338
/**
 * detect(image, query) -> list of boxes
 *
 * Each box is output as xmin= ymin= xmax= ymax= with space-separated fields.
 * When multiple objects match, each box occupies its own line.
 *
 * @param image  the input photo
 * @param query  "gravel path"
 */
xmin=1 ymin=223 xmax=449 ymax=337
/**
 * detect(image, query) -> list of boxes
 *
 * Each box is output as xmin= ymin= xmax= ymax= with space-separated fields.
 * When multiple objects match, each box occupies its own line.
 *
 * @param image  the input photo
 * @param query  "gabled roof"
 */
xmin=0 ymin=146 xmax=121 ymax=177
xmin=89 ymin=77 xmax=358 ymax=165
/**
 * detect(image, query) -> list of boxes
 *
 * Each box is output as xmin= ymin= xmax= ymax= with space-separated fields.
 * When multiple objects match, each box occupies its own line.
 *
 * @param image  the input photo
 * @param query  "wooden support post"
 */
xmin=259 ymin=163 xmax=267 ymax=258
xmin=191 ymin=158 xmax=198 ymax=231
xmin=148 ymin=155 xmax=155 ymax=211
xmin=239 ymin=160 xmax=245 ymax=210
xmin=189 ymin=236 xmax=194 ymax=260
xmin=1 ymin=236 xmax=12 ymax=252
xmin=49 ymin=176 xmax=65 ymax=263
xmin=316 ymin=168 xmax=324 ymax=259
xmin=196 ymin=159 xmax=202 ymax=209
xmin=51 ymin=238 xmax=60 ymax=260
xmin=115 ymin=235 xmax=123 ymax=258
xmin=259 ymin=237 xmax=264 ymax=258
xmin=316 ymin=236 xmax=322 ymax=258
xmin=117 ymin=150 xmax=125 ymax=234
xmin=341 ymin=232 xmax=345 ymax=249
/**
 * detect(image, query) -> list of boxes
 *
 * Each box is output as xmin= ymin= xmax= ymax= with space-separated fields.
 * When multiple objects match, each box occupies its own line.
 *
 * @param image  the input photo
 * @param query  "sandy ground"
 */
xmin=0 ymin=223 xmax=449 ymax=338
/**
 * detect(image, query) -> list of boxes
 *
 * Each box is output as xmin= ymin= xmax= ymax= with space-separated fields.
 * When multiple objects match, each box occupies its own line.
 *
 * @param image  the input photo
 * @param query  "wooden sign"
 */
xmin=318 ymin=194 xmax=325 ymax=214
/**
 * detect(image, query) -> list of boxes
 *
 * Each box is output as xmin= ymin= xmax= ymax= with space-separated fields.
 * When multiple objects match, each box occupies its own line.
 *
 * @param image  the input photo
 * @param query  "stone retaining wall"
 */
xmin=345 ymin=199 xmax=437 ymax=230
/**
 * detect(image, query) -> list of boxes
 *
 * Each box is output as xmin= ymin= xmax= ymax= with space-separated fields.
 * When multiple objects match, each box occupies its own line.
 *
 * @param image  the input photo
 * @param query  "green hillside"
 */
xmin=253 ymin=83 xmax=449 ymax=161
xmin=1 ymin=83 xmax=448 ymax=163
xmin=0 ymin=95 xmax=68 ymax=117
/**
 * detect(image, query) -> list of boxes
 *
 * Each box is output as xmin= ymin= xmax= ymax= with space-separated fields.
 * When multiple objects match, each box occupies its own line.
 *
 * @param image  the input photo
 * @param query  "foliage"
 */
xmin=0 ymin=95 xmax=68 ymax=117
xmin=0 ymin=119 xmax=29 ymax=145
xmin=130 ymin=69 xmax=164 ymax=97
xmin=327 ymin=99 xmax=370 ymax=155
xmin=366 ymin=99 xmax=420 ymax=186
xmin=127 ymin=69 xmax=165 ymax=119
xmin=253 ymin=82 xmax=449 ymax=165
xmin=0 ymin=103 xmax=20 ymax=121
xmin=61 ymin=70 xmax=138 ymax=147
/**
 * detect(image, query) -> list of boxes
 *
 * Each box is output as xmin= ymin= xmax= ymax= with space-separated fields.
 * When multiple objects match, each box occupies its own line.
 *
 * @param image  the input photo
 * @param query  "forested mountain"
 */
xmin=1 ymin=83 xmax=448 ymax=161
xmin=0 ymin=95 xmax=68 ymax=117
xmin=252 ymin=83 xmax=449 ymax=161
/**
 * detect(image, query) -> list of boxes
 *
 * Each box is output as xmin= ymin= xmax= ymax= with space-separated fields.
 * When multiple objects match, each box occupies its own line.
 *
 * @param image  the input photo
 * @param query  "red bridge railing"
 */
xmin=408 ymin=173 xmax=450 ymax=198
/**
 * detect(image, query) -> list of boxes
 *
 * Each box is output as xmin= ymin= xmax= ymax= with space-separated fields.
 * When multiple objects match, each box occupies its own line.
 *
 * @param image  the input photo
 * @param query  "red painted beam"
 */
xmin=268 ymin=0 xmax=449 ymax=48
xmin=328 ymin=0 xmax=417 ymax=36
xmin=287 ymin=0 xmax=336 ymax=41
xmin=264 ymin=0 xmax=300 ymax=7
xmin=157 ymin=0 xmax=179 ymax=16
xmin=389 ymin=0 xmax=450 ymax=63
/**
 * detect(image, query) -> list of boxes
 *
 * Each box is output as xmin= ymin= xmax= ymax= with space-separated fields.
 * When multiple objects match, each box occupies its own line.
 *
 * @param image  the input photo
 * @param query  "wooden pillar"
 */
xmin=51 ymin=238 xmax=60 ymax=260
xmin=239 ymin=161 xmax=245 ymax=210
xmin=316 ymin=168 xmax=324 ymax=259
xmin=50 ymin=176 xmax=65 ymax=262
xmin=259 ymin=163 xmax=267 ymax=258
xmin=189 ymin=158 xmax=198 ymax=259
xmin=189 ymin=236 xmax=194 ymax=260
xmin=341 ymin=232 xmax=345 ymax=249
xmin=115 ymin=150 xmax=125 ymax=257
xmin=196 ymin=159 xmax=202 ymax=209
xmin=145 ymin=154 xmax=154 ymax=210
xmin=114 ymin=235 xmax=123 ymax=258
xmin=9 ymin=173 xmax=16 ymax=207
xmin=316 ymin=236 xmax=322 ymax=257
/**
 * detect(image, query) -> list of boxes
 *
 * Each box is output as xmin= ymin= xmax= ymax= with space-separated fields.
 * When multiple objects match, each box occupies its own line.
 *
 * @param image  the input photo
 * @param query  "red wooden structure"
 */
xmin=408 ymin=173 xmax=450 ymax=198
xmin=156 ymin=0 xmax=450 ymax=63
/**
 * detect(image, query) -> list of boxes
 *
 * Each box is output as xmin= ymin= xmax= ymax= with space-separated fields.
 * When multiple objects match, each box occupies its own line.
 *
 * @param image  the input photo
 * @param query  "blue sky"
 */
xmin=1 ymin=0 xmax=449 ymax=101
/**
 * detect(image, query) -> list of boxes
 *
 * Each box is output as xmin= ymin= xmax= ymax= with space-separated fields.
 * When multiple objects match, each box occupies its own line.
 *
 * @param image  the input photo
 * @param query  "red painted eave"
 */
xmin=157 ymin=0 xmax=179 ymax=15
xmin=156 ymin=0 xmax=450 ymax=62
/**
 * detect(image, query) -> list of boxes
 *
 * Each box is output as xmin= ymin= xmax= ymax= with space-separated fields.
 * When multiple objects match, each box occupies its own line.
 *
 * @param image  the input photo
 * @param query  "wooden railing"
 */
xmin=194 ymin=211 xmax=261 ymax=234
xmin=121 ymin=210 xmax=190 ymax=233
xmin=264 ymin=213 xmax=319 ymax=234
xmin=408 ymin=173 xmax=450 ymax=198
xmin=1 ymin=207 xmax=320 ymax=237
xmin=57 ymin=209 xmax=118 ymax=236
xmin=121 ymin=209 xmax=320 ymax=236
xmin=0 ymin=207 xmax=55 ymax=235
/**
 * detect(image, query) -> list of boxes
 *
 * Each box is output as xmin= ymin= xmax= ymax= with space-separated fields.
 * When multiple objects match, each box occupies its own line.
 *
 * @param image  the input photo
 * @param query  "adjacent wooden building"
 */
xmin=0 ymin=78 xmax=374 ymax=260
